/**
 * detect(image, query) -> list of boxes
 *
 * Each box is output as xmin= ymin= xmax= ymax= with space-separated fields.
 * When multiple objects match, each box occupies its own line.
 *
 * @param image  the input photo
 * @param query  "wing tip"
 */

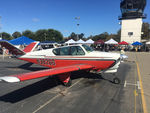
xmin=0 ymin=76 xmax=20 ymax=83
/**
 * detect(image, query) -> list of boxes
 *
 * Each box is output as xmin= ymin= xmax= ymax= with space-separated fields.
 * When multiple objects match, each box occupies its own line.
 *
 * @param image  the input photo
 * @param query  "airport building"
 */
xmin=119 ymin=0 xmax=147 ymax=44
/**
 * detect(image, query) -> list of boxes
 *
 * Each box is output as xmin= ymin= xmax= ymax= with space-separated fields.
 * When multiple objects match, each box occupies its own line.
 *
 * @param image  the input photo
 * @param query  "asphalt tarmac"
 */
xmin=0 ymin=57 xmax=144 ymax=113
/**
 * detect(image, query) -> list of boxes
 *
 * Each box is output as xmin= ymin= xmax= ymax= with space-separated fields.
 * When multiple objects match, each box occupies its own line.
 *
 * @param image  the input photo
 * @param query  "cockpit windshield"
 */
xmin=82 ymin=44 xmax=93 ymax=52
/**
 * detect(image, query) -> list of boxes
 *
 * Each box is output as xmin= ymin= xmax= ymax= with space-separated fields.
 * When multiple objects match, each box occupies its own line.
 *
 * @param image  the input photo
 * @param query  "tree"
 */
xmin=22 ymin=30 xmax=35 ymax=39
xmin=92 ymin=32 xmax=109 ymax=41
xmin=114 ymin=29 xmax=121 ymax=42
xmin=0 ymin=32 xmax=12 ymax=40
xmin=34 ymin=29 xmax=63 ymax=42
xmin=87 ymin=35 xmax=93 ymax=40
xmin=69 ymin=32 xmax=77 ymax=41
xmin=47 ymin=29 xmax=63 ymax=42
xmin=99 ymin=32 xmax=109 ymax=40
xmin=35 ymin=29 xmax=48 ymax=41
xmin=12 ymin=31 xmax=21 ymax=38
xmin=142 ymin=22 xmax=150 ymax=40
xmin=69 ymin=32 xmax=85 ymax=41
xmin=78 ymin=33 xmax=84 ymax=39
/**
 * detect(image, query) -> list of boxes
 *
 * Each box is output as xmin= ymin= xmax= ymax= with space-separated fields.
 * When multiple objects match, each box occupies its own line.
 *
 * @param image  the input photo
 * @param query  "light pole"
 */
xmin=75 ymin=17 xmax=80 ymax=40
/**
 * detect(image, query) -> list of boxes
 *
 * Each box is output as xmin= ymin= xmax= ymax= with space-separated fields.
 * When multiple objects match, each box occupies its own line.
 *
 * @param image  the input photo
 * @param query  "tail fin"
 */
xmin=0 ymin=41 xmax=25 ymax=55
xmin=23 ymin=41 xmax=39 ymax=53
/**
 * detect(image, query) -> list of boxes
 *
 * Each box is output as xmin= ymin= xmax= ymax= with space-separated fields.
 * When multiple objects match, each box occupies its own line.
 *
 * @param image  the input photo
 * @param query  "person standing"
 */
xmin=120 ymin=47 xmax=125 ymax=55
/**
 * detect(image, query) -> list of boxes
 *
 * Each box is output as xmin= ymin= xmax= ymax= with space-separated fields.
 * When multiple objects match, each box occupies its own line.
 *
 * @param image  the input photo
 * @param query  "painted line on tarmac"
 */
xmin=124 ymin=80 xmax=141 ymax=90
xmin=136 ymin=62 xmax=148 ymax=113
xmin=134 ymin=89 xmax=138 ymax=113
xmin=124 ymin=81 xmax=127 ymax=87
xmin=137 ymin=81 xmax=141 ymax=89
xmin=32 ymin=78 xmax=83 ymax=113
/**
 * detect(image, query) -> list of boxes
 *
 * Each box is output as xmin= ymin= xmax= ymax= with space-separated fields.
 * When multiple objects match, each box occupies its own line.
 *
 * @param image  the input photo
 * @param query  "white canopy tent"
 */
xmin=85 ymin=39 xmax=94 ymax=44
xmin=146 ymin=41 xmax=150 ymax=45
xmin=65 ymin=39 xmax=76 ymax=44
xmin=105 ymin=38 xmax=118 ymax=44
xmin=76 ymin=39 xmax=86 ymax=44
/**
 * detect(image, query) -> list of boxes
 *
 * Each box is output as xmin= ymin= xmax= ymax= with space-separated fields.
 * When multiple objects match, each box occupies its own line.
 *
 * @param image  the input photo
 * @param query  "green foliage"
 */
xmin=5 ymin=28 xmax=63 ymax=42
xmin=35 ymin=29 xmax=63 ymax=42
xmin=142 ymin=22 xmax=150 ymax=40
xmin=47 ymin=29 xmax=63 ymax=42
xmin=87 ymin=30 xmax=121 ymax=42
xmin=35 ymin=29 xmax=47 ymax=41
xmin=0 ymin=32 xmax=12 ymax=40
xmin=69 ymin=32 xmax=84 ymax=41
xmin=92 ymin=32 xmax=109 ymax=41
xmin=115 ymin=29 xmax=121 ymax=42
xmin=69 ymin=32 xmax=77 ymax=41
xmin=12 ymin=31 xmax=21 ymax=38
xmin=78 ymin=33 xmax=84 ymax=39
xmin=22 ymin=30 xmax=35 ymax=40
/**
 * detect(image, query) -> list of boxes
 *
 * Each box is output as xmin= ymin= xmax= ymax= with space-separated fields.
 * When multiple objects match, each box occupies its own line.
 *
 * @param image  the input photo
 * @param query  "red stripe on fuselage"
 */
xmin=44 ymin=56 xmax=113 ymax=59
xmin=18 ymin=58 xmax=115 ymax=70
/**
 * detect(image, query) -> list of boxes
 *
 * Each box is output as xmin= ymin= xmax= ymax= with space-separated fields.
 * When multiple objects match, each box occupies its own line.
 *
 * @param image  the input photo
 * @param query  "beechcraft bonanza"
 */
xmin=0 ymin=41 xmax=126 ymax=86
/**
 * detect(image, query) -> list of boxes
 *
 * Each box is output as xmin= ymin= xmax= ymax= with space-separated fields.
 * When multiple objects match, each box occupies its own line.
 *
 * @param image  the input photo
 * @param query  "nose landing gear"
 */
xmin=113 ymin=77 xmax=121 ymax=84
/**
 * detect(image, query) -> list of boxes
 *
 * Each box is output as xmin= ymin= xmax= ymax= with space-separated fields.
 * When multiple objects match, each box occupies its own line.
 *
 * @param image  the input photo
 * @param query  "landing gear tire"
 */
xmin=63 ymin=79 xmax=72 ymax=87
xmin=113 ymin=77 xmax=120 ymax=84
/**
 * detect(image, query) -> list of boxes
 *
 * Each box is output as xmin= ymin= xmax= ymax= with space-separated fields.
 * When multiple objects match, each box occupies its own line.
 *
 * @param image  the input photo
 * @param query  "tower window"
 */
xmin=128 ymin=32 xmax=133 ymax=36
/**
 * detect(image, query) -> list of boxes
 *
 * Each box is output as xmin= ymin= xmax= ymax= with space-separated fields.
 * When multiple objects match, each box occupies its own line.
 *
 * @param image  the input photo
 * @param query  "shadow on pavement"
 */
xmin=0 ymin=76 xmax=61 ymax=103
xmin=0 ymin=71 xmax=104 ymax=103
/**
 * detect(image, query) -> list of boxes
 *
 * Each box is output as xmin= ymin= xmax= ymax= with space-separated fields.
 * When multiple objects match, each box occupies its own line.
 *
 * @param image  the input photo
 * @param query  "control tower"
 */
xmin=119 ymin=0 xmax=147 ymax=43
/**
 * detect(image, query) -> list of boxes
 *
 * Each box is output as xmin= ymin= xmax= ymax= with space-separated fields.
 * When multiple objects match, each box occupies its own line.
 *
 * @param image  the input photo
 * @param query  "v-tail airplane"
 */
xmin=0 ymin=41 xmax=124 ymax=86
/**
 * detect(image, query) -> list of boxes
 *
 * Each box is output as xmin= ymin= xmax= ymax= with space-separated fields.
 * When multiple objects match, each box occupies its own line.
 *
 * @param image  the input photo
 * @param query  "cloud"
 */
xmin=32 ymin=18 xmax=40 ymax=22
xmin=64 ymin=30 xmax=69 ymax=33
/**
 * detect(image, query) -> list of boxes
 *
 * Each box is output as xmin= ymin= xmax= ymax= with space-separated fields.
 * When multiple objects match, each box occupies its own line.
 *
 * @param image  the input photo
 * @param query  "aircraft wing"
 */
xmin=0 ymin=64 xmax=94 ymax=83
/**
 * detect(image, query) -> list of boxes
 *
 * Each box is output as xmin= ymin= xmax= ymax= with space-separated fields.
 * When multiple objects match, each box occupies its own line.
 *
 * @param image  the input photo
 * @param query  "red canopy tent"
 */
xmin=118 ymin=41 xmax=128 ymax=45
xmin=94 ymin=40 xmax=104 ymax=44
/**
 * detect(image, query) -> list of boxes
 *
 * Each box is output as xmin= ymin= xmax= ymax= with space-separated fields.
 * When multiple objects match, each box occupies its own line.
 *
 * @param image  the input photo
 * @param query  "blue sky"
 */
xmin=0 ymin=0 xmax=150 ymax=37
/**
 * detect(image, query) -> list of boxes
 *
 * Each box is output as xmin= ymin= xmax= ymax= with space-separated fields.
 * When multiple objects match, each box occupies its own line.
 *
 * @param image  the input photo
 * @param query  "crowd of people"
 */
xmin=0 ymin=42 xmax=150 ymax=56
xmin=93 ymin=44 xmax=150 ymax=52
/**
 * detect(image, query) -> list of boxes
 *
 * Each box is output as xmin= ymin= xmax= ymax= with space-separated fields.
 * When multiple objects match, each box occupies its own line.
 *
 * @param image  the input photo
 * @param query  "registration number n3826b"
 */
xmin=37 ymin=59 xmax=56 ymax=66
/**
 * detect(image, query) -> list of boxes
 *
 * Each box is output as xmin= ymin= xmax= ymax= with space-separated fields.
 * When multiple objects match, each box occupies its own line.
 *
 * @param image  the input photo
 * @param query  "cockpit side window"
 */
xmin=70 ymin=46 xmax=85 ymax=55
xmin=60 ymin=47 xmax=70 ymax=55
xmin=82 ymin=44 xmax=93 ymax=52
xmin=53 ymin=47 xmax=70 ymax=55
xmin=53 ymin=48 xmax=60 ymax=55
xmin=53 ymin=46 xmax=85 ymax=56
xmin=76 ymin=46 xmax=85 ymax=55
xmin=70 ymin=46 xmax=77 ymax=55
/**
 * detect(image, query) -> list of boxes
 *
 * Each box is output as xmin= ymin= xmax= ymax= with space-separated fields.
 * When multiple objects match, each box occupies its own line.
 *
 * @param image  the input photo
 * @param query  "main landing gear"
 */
xmin=63 ymin=79 xmax=72 ymax=87
xmin=58 ymin=73 xmax=72 ymax=87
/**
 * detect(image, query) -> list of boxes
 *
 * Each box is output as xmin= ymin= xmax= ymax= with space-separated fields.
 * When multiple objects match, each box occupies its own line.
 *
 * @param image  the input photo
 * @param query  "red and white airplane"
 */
xmin=0 ymin=41 xmax=123 ymax=86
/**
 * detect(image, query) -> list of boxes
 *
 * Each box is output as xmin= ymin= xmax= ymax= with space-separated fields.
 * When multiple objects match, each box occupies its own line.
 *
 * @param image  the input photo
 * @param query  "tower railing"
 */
xmin=118 ymin=13 xmax=147 ymax=20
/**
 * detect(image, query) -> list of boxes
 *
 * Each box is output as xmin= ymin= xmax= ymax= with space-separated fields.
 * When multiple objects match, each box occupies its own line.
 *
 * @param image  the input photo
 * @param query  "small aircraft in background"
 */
xmin=0 ymin=41 xmax=124 ymax=86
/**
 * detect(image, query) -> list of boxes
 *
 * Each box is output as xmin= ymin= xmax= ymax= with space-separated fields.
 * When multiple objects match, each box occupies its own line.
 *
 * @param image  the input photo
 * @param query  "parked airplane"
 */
xmin=0 ymin=41 xmax=123 ymax=86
